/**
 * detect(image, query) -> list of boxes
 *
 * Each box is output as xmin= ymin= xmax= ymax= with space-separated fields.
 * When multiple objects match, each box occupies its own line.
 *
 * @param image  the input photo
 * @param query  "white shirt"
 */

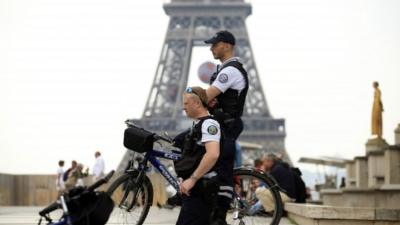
xmin=212 ymin=57 xmax=246 ymax=93
xmin=195 ymin=118 xmax=220 ymax=178
xmin=56 ymin=166 xmax=65 ymax=189
xmin=93 ymin=156 xmax=105 ymax=177
xmin=196 ymin=118 xmax=221 ymax=144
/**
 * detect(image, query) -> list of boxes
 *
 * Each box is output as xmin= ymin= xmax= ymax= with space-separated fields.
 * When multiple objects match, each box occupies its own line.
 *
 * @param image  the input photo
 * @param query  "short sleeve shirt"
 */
xmin=57 ymin=167 xmax=64 ymax=184
xmin=197 ymin=118 xmax=221 ymax=144
xmin=211 ymin=57 xmax=246 ymax=93
xmin=57 ymin=167 xmax=64 ymax=176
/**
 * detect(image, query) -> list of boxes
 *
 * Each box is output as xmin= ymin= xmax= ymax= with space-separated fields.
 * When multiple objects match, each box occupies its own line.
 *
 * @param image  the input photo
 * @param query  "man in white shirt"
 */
xmin=174 ymin=86 xmax=221 ymax=225
xmin=92 ymin=151 xmax=105 ymax=182
xmin=56 ymin=160 xmax=65 ymax=195
xmin=204 ymin=30 xmax=249 ymax=225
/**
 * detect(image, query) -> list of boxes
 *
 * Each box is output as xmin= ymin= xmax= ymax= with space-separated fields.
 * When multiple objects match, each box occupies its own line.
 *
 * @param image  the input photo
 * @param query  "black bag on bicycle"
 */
xmin=67 ymin=187 xmax=114 ymax=225
xmin=124 ymin=126 xmax=154 ymax=153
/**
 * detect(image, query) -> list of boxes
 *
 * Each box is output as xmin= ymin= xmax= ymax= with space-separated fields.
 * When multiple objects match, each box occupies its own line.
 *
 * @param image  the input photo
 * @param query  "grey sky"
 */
xmin=0 ymin=0 xmax=399 ymax=174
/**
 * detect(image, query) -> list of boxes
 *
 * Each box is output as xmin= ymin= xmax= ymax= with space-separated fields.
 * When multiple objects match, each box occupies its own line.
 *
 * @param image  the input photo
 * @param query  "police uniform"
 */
xmin=209 ymin=57 xmax=249 ymax=220
xmin=175 ymin=116 xmax=221 ymax=225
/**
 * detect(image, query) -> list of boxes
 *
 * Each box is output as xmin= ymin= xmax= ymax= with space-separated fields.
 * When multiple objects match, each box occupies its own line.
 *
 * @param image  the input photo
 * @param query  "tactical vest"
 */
xmin=174 ymin=116 xmax=221 ymax=179
xmin=210 ymin=60 xmax=249 ymax=119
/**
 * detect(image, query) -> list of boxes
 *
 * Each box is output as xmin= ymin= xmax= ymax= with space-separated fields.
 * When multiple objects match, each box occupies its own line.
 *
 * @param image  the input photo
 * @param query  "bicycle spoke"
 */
xmin=107 ymin=172 xmax=153 ymax=225
xmin=231 ymin=169 xmax=283 ymax=225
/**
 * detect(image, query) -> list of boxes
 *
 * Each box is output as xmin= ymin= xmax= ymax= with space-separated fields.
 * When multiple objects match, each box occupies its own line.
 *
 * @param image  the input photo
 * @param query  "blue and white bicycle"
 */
xmin=107 ymin=119 xmax=284 ymax=225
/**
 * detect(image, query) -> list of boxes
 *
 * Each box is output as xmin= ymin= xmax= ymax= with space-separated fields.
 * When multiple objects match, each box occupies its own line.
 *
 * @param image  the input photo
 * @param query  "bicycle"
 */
xmin=38 ymin=170 xmax=115 ymax=225
xmin=107 ymin=119 xmax=284 ymax=225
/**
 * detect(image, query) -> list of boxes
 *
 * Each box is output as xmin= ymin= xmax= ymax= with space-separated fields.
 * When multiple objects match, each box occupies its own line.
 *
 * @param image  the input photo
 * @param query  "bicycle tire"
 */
xmin=106 ymin=171 xmax=153 ymax=225
xmin=231 ymin=167 xmax=283 ymax=225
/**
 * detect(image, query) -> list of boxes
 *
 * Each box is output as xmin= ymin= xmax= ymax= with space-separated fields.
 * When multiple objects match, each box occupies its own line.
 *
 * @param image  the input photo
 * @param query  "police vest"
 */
xmin=174 ymin=116 xmax=221 ymax=179
xmin=210 ymin=60 xmax=249 ymax=119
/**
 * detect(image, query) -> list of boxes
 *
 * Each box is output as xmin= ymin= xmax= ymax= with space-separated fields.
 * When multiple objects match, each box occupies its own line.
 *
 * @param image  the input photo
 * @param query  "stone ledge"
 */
xmin=320 ymin=189 xmax=342 ymax=194
xmin=284 ymin=203 xmax=400 ymax=221
xmin=354 ymin=156 xmax=367 ymax=160
xmin=381 ymin=184 xmax=400 ymax=190
xmin=321 ymin=186 xmax=400 ymax=193
xmin=375 ymin=208 xmax=400 ymax=221
xmin=341 ymin=187 xmax=378 ymax=192
xmin=387 ymin=144 xmax=400 ymax=150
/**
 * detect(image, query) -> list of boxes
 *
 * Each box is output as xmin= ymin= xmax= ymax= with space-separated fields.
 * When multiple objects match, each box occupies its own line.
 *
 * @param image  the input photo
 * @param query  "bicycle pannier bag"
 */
xmin=124 ymin=126 xmax=154 ymax=153
xmin=68 ymin=189 xmax=114 ymax=225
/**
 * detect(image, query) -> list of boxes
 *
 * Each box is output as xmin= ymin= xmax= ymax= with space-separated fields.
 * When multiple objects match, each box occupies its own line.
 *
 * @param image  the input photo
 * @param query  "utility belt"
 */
xmin=210 ymin=107 xmax=240 ymax=129
xmin=197 ymin=175 xmax=220 ymax=206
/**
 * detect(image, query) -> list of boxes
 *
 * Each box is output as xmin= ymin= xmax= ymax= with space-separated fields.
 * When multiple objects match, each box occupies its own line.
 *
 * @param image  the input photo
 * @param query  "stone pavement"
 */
xmin=0 ymin=206 xmax=294 ymax=225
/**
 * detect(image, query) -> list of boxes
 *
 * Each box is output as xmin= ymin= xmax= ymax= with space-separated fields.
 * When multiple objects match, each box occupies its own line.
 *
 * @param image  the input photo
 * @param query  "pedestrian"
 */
xmin=75 ymin=163 xmax=89 ymax=187
xmin=92 ymin=151 xmax=105 ymax=182
xmin=174 ymin=86 xmax=221 ymax=225
xmin=256 ymin=154 xmax=295 ymax=212
xmin=65 ymin=162 xmax=88 ymax=190
xmin=63 ymin=160 xmax=77 ymax=181
xmin=56 ymin=160 xmax=65 ymax=195
xmin=204 ymin=30 xmax=249 ymax=225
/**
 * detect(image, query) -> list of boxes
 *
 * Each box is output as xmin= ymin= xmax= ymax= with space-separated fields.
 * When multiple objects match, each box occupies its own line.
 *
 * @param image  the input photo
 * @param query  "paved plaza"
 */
xmin=0 ymin=206 xmax=294 ymax=225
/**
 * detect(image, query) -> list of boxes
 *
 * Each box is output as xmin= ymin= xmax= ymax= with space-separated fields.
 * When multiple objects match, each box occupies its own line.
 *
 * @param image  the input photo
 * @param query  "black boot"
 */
xmin=164 ymin=193 xmax=182 ymax=209
xmin=210 ymin=208 xmax=229 ymax=225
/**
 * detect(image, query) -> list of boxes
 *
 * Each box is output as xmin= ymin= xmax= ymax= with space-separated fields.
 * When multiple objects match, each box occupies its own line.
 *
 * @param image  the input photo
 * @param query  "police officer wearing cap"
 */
xmin=204 ymin=30 xmax=249 ymax=225
xmin=174 ymin=86 xmax=222 ymax=225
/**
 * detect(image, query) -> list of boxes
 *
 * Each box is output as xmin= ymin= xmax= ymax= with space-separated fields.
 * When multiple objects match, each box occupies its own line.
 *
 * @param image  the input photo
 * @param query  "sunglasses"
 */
xmin=185 ymin=87 xmax=207 ymax=107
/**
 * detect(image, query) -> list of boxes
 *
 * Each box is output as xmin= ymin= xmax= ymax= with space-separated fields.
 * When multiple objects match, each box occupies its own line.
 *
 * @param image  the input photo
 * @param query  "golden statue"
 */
xmin=371 ymin=81 xmax=384 ymax=138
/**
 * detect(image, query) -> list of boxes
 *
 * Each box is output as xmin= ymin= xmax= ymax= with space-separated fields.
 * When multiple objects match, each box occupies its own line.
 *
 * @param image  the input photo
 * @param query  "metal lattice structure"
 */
xmin=119 ymin=0 xmax=290 ymax=171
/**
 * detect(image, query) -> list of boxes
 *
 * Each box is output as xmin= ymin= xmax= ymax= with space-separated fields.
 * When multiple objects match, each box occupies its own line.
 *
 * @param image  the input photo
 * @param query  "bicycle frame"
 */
xmin=139 ymin=149 xmax=182 ymax=191
xmin=50 ymin=216 xmax=70 ymax=225
xmin=40 ymin=195 xmax=72 ymax=225
xmin=120 ymin=145 xmax=284 ymax=224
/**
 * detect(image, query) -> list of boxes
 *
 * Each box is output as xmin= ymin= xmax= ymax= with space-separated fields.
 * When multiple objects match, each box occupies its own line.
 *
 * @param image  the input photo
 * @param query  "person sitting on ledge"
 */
xmin=254 ymin=154 xmax=295 ymax=213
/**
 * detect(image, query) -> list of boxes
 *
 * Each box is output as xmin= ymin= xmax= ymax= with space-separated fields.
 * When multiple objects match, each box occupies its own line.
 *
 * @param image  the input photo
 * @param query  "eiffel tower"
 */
xmin=118 ymin=0 xmax=290 ymax=171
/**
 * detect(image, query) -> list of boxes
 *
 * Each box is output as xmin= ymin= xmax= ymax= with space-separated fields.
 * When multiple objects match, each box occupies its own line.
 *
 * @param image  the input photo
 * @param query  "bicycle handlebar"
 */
xmin=87 ymin=170 xmax=114 ymax=192
xmin=39 ymin=201 xmax=60 ymax=217
xmin=125 ymin=119 xmax=172 ymax=143
xmin=153 ymin=134 xmax=172 ymax=143
xmin=38 ymin=170 xmax=115 ymax=217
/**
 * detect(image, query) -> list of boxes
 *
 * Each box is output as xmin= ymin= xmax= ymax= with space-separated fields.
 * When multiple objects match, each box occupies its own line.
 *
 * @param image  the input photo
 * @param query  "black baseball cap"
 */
xmin=204 ymin=30 xmax=235 ymax=46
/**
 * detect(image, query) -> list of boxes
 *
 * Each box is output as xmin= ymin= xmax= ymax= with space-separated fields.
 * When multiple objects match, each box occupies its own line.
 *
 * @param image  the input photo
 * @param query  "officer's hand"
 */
xmin=208 ymin=98 xmax=218 ymax=108
xmin=180 ymin=178 xmax=196 ymax=196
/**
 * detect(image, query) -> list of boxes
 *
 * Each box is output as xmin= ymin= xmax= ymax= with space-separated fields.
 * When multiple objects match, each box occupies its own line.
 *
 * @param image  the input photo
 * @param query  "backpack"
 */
xmin=291 ymin=167 xmax=307 ymax=203
xmin=67 ymin=187 xmax=114 ymax=225
xmin=63 ymin=168 xmax=72 ymax=182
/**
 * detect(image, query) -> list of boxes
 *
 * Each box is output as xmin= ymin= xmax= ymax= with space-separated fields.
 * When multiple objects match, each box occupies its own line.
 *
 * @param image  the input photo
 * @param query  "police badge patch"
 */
xmin=207 ymin=125 xmax=218 ymax=135
xmin=218 ymin=73 xmax=228 ymax=83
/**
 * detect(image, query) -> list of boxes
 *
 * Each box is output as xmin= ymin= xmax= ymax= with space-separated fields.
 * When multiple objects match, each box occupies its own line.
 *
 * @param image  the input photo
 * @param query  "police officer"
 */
xmin=174 ymin=86 xmax=222 ymax=225
xmin=204 ymin=30 xmax=249 ymax=224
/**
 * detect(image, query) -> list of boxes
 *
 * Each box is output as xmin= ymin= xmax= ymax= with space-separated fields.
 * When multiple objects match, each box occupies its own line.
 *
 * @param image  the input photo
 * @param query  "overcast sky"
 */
xmin=0 ymin=0 xmax=399 ymax=175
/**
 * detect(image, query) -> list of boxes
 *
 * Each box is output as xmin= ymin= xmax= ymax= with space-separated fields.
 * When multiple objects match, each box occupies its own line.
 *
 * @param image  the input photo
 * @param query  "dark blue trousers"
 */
xmin=176 ymin=182 xmax=214 ymax=225
xmin=216 ymin=118 xmax=243 ymax=210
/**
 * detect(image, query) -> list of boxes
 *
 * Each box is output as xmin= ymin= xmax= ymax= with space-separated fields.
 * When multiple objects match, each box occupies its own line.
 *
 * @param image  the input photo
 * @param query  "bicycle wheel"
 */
xmin=227 ymin=168 xmax=283 ymax=225
xmin=106 ymin=171 xmax=153 ymax=225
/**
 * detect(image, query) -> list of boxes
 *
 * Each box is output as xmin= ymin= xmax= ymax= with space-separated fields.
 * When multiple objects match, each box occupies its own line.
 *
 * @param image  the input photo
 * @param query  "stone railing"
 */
xmin=0 ymin=174 xmax=91 ymax=206
xmin=285 ymin=203 xmax=400 ymax=225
